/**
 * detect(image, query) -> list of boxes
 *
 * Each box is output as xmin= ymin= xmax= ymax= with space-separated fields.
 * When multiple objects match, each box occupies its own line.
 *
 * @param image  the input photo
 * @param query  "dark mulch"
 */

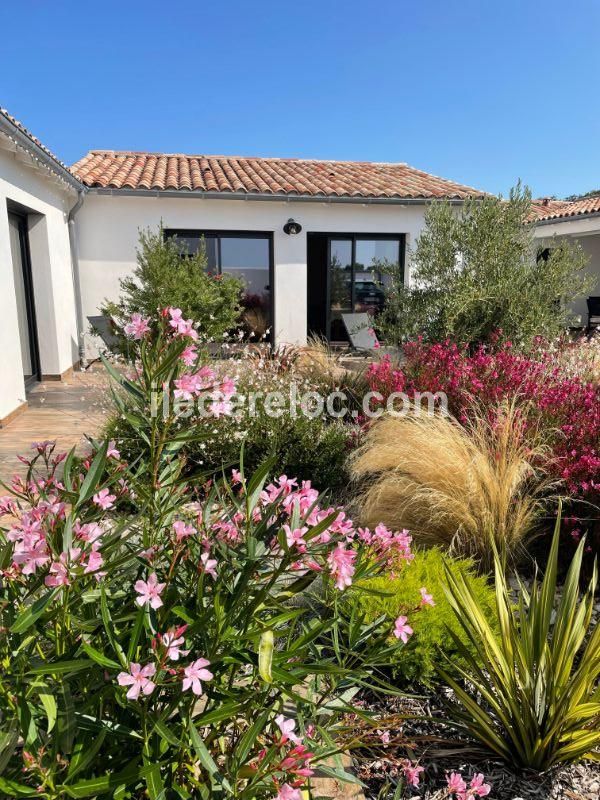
xmin=348 ymin=691 xmax=600 ymax=800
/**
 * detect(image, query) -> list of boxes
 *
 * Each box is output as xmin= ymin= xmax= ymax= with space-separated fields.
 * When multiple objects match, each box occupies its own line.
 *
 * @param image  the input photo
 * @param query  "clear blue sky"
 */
xmin=1 ymin=0 xmax=599 ymax=198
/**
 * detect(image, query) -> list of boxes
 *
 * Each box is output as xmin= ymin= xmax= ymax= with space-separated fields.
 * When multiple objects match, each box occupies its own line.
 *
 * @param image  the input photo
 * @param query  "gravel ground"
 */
xmin=349 ymin=691 xmax=600 ymax=800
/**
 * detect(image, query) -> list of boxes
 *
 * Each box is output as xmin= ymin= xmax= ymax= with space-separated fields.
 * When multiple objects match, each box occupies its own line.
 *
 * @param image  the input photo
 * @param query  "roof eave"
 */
xmin=534 ymin=209 xmax=600 ymax=226
xmin=0 ymin=110 xmax=84 ymax=192
xmin=87 ymin=186 xmax=478 ymax=204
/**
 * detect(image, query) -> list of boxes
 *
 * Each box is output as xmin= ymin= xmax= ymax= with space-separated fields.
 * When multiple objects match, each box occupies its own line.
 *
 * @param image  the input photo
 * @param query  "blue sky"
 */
xmin=1 ymin=0 xmax=599 ymax=198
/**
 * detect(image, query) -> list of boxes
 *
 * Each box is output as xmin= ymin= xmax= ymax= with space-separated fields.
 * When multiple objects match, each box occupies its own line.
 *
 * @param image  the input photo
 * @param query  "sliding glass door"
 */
xmin=327 ymin=235 xmax=402 ymax=341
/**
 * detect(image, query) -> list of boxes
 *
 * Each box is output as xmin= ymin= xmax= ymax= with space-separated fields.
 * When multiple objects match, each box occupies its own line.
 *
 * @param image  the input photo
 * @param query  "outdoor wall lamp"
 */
xmin=283 ymin=218 xmax=302 ymax=235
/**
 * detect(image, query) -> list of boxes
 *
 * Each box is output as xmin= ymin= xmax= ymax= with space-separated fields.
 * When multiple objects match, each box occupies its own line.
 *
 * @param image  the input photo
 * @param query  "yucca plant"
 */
xmin=440 ymin=509 xmax=600 ymax=770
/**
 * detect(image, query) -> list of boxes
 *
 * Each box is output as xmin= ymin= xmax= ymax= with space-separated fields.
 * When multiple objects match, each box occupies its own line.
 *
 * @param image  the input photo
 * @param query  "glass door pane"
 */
xmin=8 ymin=215 xmax=37 ymax=382
xmin=329 ymin=239 xmax=353 ymax=341
xmin=354 ymin=239 xmax=399 ymax=315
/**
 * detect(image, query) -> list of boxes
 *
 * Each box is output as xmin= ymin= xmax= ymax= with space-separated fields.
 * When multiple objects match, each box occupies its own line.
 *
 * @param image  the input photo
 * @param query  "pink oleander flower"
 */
xmin=45 ymin=550 xmax=80 ymax=587
xmin=181 ymin=344 xmax=198 ymax=366
xmin=117 ymin=662 xmax=156 ymax=700
xmin=93 ymin=488 xmax=116 ymax=510
xmin=83 ymin=548 xmax=105 ymax=577
xmin=13 ymin=539 xmax=50 ymax=575
xmin=402 ymin=760 xmax=424 ymax=787
xmin=276 ymin=785 xmax=302 ymax=800
xmin=420 ymin=586 xmax=435 ymax=607
xmin=74 ymin=521 xmax=103 ymax=545
xmin=168 ymin=308 xmax=198 ymax=340
xmin=161 ymin=628 xmax=189 ymax=661
xmin=469 ymin=773 xmax=491 ymax=797
xmin=0 ymin=496 xmax=17 ymax=515
xmin=200 ymin=551 xmax=217 ymax=579
xmin=284 ymin=525 xmax=308 ymax=550
xmin=394 ymin=615 xmax=413 ymax=644
xmin=172 ymin=520 xmax=196 ymax=541
xmin=275 ymin=714 xmax=303 ymax=745
xmin=107 ymin=440 xmax=120 ymax=459
xmin=327 ymin=543 xmax=356 ymax=590
xmin=446 ymin=772 xmax=468 ymax=797
xmin=134 ymin=572 xmax=165 ymax=609
xmin=182 ymin=658 xmax=213 ymax=696
xmin=123 ymin=312 xmax=151 ymax=340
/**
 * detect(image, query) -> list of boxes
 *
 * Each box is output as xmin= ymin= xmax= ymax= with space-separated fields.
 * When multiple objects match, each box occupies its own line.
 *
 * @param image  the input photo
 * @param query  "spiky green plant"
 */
xmin=440 ymin=510 xmax=600 ymax=770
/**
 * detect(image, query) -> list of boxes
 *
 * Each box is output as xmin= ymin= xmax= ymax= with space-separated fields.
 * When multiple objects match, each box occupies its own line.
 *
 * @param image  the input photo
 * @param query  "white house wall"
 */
xmin=0 ymin=145 xmax=79 ymax=420
xmin=75 ymin=193 xmax=428 ymax=351
xmin=534 ymin=218 xmax=600 ymax=323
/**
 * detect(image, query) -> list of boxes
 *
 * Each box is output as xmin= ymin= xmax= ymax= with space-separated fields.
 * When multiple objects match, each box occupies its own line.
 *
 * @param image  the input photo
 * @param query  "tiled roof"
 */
xmin=70 ymin=150 xmax=486 ymax=200
xmin=532 ymin=195 xmax=600 ymax=222
xmin=0 ymin=107 xmax=81 ymax=188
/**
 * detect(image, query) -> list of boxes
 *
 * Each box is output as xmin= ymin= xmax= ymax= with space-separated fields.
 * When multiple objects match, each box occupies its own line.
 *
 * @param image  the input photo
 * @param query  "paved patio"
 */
xmin=0 ymin=370 xmax=109 ymax=483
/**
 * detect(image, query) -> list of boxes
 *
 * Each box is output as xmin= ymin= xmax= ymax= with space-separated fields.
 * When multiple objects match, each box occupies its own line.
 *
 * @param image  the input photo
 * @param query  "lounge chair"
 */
xmin=341 ymin=312 xmax=399 ymax=356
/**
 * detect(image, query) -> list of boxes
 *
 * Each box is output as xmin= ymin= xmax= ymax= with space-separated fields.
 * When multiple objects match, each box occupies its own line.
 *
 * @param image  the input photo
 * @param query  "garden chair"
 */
xmin=587 ymin=297 xmax=600 ymax=333
xmin=87 ymin=314 xmax=124 ymax=353
xmin=341 ymin=312 xmax=399 ymax=356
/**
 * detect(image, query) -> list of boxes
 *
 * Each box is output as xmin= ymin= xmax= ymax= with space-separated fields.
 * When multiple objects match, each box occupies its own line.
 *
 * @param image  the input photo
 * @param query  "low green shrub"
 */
xmin=345 ymin=547 xmax=497 ymax=685
xmin=102 ymin=226 xmax=243 ymax=342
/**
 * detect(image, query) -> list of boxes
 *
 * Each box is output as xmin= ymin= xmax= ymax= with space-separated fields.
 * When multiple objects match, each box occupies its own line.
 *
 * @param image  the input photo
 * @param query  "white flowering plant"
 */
xmin=0 ymin=311 xmax=423 ymax=800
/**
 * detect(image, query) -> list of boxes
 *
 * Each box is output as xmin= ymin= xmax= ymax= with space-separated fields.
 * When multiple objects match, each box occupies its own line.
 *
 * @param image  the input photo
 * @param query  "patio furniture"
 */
xmin=587 ymin=297 xmax=600 ymax=333
xmin=87 ymin=315 xmax=122 ymax=353
xmin=341 ymin=312 xmax=399 ymax=356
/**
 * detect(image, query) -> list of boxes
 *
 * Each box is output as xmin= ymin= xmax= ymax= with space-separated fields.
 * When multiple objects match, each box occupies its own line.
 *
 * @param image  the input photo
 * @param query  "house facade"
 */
xmin=1 ymin=107 xmax=599 ymax=425
xmin=531 ymin=197 xmax=600 ymax=326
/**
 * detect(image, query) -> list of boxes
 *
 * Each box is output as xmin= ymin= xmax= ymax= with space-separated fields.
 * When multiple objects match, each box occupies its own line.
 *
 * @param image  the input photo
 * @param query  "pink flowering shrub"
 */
xmin=0 ymin=313 xmax=423 ymax=799
xmin=367 ymin=337 xmax=600 ymax=506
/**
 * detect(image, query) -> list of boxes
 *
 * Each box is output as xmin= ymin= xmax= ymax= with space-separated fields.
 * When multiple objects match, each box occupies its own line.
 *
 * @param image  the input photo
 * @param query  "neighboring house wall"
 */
xmin=0 ymin=145 xmax=79 ymax=420
xmin=534 ymin=216 xmax=600 ymax=323
xmin=75 ymin=192 xmax=428 ymax=351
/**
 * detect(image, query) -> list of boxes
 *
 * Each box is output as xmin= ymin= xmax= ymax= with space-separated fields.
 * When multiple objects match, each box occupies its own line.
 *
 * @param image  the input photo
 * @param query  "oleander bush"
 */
xmin=345 ymin=548 xmax=497 ymax=685
xmin=0 ymin=311 xmax=424 ymax=799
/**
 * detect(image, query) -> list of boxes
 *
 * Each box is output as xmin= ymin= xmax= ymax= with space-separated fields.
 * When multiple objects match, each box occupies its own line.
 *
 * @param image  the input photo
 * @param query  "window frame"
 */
xmin=164 ymin=228 xmax=275 ymax=339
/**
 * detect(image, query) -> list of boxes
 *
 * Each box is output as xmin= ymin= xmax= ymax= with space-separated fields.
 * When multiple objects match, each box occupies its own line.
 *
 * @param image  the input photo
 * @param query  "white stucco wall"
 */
xmin=0 ymin=143 xmax=79 ymax=419
xmin=75 ymin=192 xmax=429 ymax=351
xmin=534 ymin=217 xmax=600 ymax=323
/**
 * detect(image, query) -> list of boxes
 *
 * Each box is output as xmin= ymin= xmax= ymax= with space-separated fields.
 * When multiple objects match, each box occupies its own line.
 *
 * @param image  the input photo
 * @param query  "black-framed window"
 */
xmin=165 ymin=229 xmax=273 ymax=339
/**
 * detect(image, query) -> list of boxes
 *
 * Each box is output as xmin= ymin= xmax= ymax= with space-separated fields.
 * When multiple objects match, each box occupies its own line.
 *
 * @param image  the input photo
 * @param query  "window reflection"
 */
xmin=166 ymin=230 xmax=272 ymax=338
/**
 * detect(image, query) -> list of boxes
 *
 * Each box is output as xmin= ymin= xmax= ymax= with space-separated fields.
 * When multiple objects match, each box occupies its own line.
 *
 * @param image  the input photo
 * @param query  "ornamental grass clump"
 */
xmin=0 ymin=310 xmax=423 ymax=799
xmin=440 ymin=511 xmax=600 ymax=770
xmin=350 ymin=403 xmax=553 ymax=568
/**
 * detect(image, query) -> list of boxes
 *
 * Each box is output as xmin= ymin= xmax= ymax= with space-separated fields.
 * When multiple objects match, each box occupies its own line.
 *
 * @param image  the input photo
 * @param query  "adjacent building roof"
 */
xmin=0 ymin=107 xmax=82 ymax=190
xmin=532 ymin=195 xmax=600 ymax=223
xmin=70 ymin=150 xmax=486 ymax=200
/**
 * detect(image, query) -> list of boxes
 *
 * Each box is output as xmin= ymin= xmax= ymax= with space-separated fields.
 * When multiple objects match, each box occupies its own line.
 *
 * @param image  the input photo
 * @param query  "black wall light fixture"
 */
xmin=283 ymin=218 xmax=302 ymax=235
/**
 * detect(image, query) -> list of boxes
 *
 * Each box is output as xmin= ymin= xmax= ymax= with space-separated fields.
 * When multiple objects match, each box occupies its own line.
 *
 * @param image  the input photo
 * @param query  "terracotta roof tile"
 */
xmin=70 ymin=150 xmax=486 ymax=200
xmin=532 ymin=196 xmax=600 ymax=222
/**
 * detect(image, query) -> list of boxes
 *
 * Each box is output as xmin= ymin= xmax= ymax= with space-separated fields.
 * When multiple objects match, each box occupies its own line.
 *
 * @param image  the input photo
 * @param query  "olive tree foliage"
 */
xmin=103 ymin=226 xmax=243 ymax=341
xmin=378 ymin=184 xmax=593 ymax=349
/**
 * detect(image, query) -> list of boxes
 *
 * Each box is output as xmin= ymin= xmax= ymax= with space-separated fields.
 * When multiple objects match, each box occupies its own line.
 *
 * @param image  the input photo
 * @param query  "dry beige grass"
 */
xmin=350 ymin=403 xmax=553 ymax=567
